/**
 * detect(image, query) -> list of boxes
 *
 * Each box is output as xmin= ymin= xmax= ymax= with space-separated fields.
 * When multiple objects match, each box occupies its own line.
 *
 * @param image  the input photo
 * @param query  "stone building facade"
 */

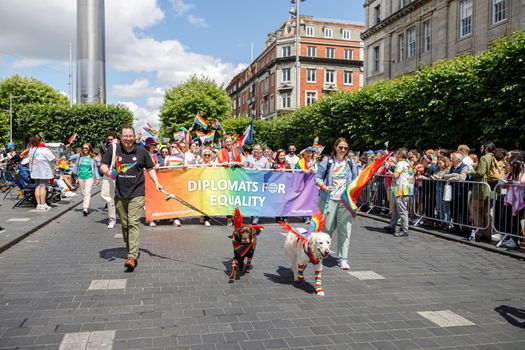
xmin=362 ymin=0 xmax=525 ymax=84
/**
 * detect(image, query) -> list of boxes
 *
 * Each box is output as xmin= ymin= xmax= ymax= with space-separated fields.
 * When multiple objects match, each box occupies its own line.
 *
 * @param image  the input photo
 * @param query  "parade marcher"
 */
xmin=198 ymin=147 xmax=216 ymax=226
xmin=245 ymin=144 xmax=269 ymax=224
xmin=100 ymin=131 xmax=118 ymax=229
xmin=100 ymin=125 xmax=163 ymax=272
xmin=273 ymin=149 xmax=291 ymax=223
xmin=384 ymin=149 xmax=415 ymax=237
xmin=285 ymin=145 xmax=299 ymax=169
xmin=145 ymin=137 xmax=160 ymax=227
xmin=315 ymin=138 xmax=357 ymax=270
xmin=296 ymin=147 xmax=316 ymax=224
xmin=71 ymin=143 xmax=101 ymax=216
xmin=218 ymin=135 xmax=244 ymax=226
xmin=28 ymin=135 xmax=56 ymax=211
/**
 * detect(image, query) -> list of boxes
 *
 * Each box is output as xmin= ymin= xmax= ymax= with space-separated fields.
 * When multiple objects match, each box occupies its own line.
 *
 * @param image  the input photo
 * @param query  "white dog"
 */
xmin=284 ymin=228 xmax=332 ymax=296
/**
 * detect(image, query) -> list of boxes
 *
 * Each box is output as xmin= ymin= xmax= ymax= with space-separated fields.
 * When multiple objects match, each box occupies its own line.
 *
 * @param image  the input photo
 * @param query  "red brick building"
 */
xmin=227 ymin=16 xmax=365 ymax=120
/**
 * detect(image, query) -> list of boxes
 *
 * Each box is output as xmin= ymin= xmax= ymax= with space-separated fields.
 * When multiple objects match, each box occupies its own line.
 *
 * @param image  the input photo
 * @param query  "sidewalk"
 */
xmin=0 ymin=188 xmax=100 ymax=253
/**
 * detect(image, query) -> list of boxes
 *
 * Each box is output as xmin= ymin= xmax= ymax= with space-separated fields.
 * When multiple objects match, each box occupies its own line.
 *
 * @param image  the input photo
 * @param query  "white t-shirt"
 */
xmin=184 ymin=151 xmax=195 ymax=165
xmin=285 ymin=154 xmax=299 ymax=169
xmin=29 ymin=147 xmax=55 ymax=179
xmin=462 ymin=156 xmax=473 ymax=167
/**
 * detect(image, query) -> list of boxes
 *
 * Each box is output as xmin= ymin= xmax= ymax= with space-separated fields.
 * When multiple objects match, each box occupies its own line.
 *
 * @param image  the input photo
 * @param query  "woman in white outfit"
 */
xmin=28 ymin=135 xmax=56 ymax=210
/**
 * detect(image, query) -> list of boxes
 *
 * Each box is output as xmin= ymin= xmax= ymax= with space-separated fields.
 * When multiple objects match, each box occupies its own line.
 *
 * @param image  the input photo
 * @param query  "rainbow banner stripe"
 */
xmin=145 ymin=168 xmax=318 ymax=220
xmin=194 ymin=114 xmax=208 ymax=130
xmin=341 ymin=152 xmax=391 ymax=217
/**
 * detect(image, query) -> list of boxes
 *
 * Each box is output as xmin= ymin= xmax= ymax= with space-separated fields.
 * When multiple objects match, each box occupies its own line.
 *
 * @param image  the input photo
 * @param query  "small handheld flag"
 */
xmin=67 ymin=132 xmax=78 ymax=145
xmin=194 ymin=114 xmax=208 ymax=130
xmin=211 ymin=119 xmax=222 ymax=130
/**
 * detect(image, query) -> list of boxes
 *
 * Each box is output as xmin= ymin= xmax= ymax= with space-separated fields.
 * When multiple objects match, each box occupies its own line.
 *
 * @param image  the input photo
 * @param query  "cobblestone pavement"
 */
xmin=0 ymin=196 xmax=524 ymax=350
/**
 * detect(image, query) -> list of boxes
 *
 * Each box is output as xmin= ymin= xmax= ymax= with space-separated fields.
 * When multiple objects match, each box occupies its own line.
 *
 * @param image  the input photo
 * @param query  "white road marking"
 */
xmin=88 ymin=279 xmax=127 ymax=291
xmin=114 ymin=233 xmax=123 ymax=238
xmin=59 ymin=331 xmax=115 ymax=350
xmin=418 ymin=310 xmax=475 ymax=327
xmin=7 ymin=218 xmax=31 ymax=222
xmin=348 ymin=271 xmax=385 ymax=280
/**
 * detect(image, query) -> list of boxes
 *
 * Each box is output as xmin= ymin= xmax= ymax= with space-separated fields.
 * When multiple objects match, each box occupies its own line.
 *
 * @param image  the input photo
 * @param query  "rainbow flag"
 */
xmin=341 ymin=152 xmax=391 ymax=217
xmin=166 ymin=153 xmax=184 ymax=166
xmin=143 ymin=123 xmax=158 ymax=137
xmin=211 ymin=119 xmax=222 ymax=130
xmin=194 ymin=114 xmax=208 ymax=130
xmin=203 ymin=130 xmax=215 ymax=144
xmin=173 ymin=130 xmax=185 ymax=141
xmin=67 ymin=132 xmax=77 ymax=144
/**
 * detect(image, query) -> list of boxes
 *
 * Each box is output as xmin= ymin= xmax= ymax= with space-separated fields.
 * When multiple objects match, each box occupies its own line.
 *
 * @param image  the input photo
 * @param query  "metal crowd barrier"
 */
xmin=492 ymin=182 xmax=525 ymax=249
xmin=412 ymin=178 xmax=492 ymax=240
xmin=364 ymin=174 xmax=392 ymax=213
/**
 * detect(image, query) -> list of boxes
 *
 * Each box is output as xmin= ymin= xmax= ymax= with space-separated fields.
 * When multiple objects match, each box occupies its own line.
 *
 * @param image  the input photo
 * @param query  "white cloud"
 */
xmin=0 ymin=0 xmax=243 ymax=129
xmin=187 ymin=14 xmax=208 ymax=28
xmin=119 ymin=101 xmax=160 ymax=131
xmin=170 ymin=0 xmax=195 ymax=17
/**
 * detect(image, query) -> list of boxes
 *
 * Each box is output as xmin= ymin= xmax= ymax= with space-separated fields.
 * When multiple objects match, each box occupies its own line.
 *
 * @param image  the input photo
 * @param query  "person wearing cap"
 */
xmin=71 ymin=143 xmax=101 ymax=216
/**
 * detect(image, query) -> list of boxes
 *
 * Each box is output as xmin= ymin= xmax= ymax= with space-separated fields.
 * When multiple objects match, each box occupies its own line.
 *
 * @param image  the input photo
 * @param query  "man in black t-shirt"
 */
xmin=100 ymin=125 xmax=163 ymax=272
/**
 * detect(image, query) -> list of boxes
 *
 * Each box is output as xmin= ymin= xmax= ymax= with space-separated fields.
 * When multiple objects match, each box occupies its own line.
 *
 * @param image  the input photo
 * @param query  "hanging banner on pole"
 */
xmin=145 ymin=168 xmax=318 ymax=220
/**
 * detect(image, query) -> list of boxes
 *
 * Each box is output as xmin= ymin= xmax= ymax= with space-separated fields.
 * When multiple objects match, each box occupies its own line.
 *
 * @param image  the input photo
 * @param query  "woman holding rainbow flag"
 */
xmin=315 ymin=138 xmax=357 ymax=270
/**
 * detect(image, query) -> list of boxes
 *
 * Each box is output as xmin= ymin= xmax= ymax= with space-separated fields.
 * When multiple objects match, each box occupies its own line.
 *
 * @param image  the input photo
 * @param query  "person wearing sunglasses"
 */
xmin=197 ymin=147 xmax=216 ymax=226
xmin=315 ymin=137 xmax=357 ymax=270
xmin=71 ymin=143 xmax=101 ymax=216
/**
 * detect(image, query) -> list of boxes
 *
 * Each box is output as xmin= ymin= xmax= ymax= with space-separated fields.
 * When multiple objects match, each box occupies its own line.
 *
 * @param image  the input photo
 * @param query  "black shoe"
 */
xmin=394 ymin=231 xmax=408 ymax=237
xmin=383 ymin=226 xmax=395 ymax=234
xmin=82 ymin=210 xmax=88 ymax=216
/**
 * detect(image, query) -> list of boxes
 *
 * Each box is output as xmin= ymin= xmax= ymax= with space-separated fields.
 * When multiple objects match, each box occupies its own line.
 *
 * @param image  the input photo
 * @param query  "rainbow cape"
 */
xmin=194 ymin=114 xmax=208 ymax=130
xmin=341 ymin=152 xmax=391 ymax=217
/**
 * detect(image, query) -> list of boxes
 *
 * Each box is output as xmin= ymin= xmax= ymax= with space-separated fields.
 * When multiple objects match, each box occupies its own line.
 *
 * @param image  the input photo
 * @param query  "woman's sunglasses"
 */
xmin=338 ymin=146 xmax=349 ymax=150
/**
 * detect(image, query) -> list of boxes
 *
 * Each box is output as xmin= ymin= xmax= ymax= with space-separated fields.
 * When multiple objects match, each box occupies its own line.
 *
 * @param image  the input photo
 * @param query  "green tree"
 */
xmin=0 ymin=75 xmax=68 ymax=143
xmin=16 ymin=104 xmax=133 ymax=146
xmin=159 ymin=76 xmax=232 ymax=137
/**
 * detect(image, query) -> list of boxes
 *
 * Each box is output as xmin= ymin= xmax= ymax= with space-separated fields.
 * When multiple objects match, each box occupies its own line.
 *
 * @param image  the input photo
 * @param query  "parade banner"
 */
xmin=145 ymin=167 xmax=318 ymax=220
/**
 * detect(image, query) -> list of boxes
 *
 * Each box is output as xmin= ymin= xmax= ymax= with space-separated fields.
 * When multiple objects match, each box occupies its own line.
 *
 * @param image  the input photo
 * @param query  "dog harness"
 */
xmin=303 ymin=241 xmax=320 ymax=265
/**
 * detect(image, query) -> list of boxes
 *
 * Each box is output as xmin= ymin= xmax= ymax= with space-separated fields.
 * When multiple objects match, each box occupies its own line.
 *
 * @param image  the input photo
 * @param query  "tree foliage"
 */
xmin=16 ymin=104 xmax=133 ymax=146
xmin=226 ymin=30 xmax=524 ymax=152
xmin=159 ymin=76 xmax=232 ymax=137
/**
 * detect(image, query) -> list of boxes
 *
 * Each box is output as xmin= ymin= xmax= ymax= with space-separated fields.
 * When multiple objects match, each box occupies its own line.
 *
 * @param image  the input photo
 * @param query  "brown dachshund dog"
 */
xmin=229 ymin=209 xmax=263 ymax=283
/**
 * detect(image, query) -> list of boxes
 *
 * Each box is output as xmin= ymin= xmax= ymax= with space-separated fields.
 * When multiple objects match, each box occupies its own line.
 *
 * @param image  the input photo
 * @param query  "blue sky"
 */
xmin=0 ymin=0 xmax=364 ymax=128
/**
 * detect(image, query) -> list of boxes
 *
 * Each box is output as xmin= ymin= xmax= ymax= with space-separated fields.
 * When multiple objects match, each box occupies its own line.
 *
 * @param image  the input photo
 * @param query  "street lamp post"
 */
xmin=290 ymin=0 xmax=305 ymax=110
xmin=9 ymin=94 xmax=24 ymax=144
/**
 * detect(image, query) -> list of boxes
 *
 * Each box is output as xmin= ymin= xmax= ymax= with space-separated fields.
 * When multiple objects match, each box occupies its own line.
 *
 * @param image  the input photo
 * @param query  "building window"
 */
xmin=374 ymin=5 xmax=381 ymax=25
xmin=307 ymin=46 xmax=316 ymax=57
xmin=282 ymin=92 xmax=291 ymax=109
xmin=306 ymin=25 xmax=314 ymax=36
xmin=460 ymin=0 xmax=473 ymax=37
xmin=344 ymin=71 xmax=353 ymax=85
xmin=282 ymin=46 xmax=291 ymax=57
xmin=260 ymin=101 xmax=264 ymax=115
xmin=423 ymin=21 xmax=431 ymax=52
xmin=373 ymin=46 xmax=380 ymax=72
xmin=407 ymin=27 xmax=416 ymax=57
xmin=270 ymin=95 xmax=274 ymax=112
xmin=398 ymin=34 xmax=405 ymax=62
xmin=344 ymin=49 xmax=353 ymax=60
xmin=307 ymin=68 xmax=316 ymax=83
xmin=342 ymin=29 xmax=351 ymax=40
xmin=493 ymin=0 xmax=507 ymax=24
xmin=326 ymin=48 xmax=335 ymax=59
xmin=306 ymin=91 xmax=317 ymax=105
xmin=325 ymin=69 xmax=335 ymax=84
xmin=324 ymin=27 xmax=333 ymax=38
xmin=282 ymin=68 xmax=291 ymax=82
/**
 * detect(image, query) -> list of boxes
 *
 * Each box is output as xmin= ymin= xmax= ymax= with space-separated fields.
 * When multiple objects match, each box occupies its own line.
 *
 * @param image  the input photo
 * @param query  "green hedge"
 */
xmin=223 ymin=30 xmax=525 ymax=151
xmin=16 ymin=104 xmax=133 ymax=146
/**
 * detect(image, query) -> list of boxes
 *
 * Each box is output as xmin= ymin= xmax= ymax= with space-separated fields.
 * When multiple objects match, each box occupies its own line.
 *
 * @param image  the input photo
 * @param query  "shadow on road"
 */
xmin=364 ymin=225 xmax=392 ymax=235
xmin=264 ymin=266 xmax=315 ymax=294
xmin=495 ymin=305 xmax=525 ymax=329
xmin=98 ymin=247 xmax=224 ymax=272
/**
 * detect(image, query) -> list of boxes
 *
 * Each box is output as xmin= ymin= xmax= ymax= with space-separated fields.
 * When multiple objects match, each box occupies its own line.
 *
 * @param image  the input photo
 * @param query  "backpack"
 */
xmin=488 ymin=154 xmax=505 ymax=184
